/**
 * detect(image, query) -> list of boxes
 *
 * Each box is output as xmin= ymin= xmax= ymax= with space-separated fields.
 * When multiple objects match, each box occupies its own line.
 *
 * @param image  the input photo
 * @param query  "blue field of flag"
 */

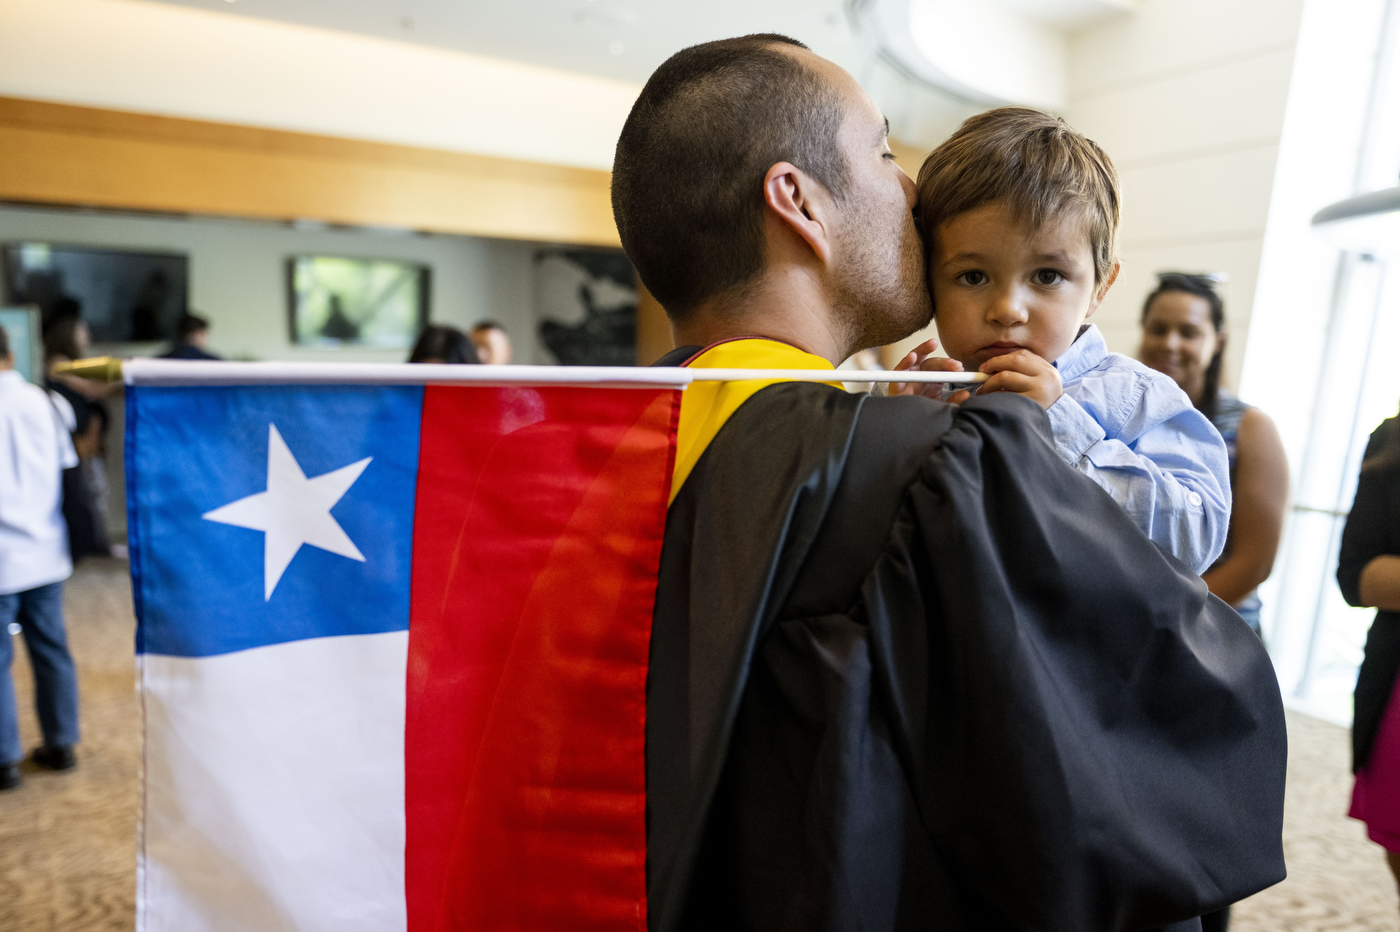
xmin=127 ymin=385 xmax=423 ymax=657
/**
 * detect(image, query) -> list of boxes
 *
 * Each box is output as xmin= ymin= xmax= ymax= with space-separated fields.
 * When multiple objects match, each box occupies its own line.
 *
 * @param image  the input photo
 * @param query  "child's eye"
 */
xmin=1032 ymin=269 xmax=1065 ymax=286
xmin=956 ymin=271 xmax=988 ymax=286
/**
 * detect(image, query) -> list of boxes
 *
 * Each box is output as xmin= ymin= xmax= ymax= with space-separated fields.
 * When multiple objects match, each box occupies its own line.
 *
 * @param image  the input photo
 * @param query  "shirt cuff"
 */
xmin=1046 ymin=394 xmax=1105 ymax=466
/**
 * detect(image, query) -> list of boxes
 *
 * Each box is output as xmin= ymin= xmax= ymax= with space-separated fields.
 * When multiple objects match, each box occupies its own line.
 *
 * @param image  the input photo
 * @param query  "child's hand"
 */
xmin=976 ymin=350 xmax=1063 ymax=409
xmin=890 ymin=339 xmax=973 ymax=403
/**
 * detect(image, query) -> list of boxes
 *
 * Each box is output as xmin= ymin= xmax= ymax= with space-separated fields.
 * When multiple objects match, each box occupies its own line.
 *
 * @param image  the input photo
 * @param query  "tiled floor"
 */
xmin=0 ymin=560 xmax=1397 ymax=930
xmin=0 ymin=559 xmax=139 ymax=932
xmin=1232 ymin=710 xmax=1399 ymax=931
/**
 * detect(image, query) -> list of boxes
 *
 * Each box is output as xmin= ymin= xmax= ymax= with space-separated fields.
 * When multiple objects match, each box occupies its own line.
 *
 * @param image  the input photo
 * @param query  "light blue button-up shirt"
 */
xmin=1047 ymin=324 xmax=1230 ymax=574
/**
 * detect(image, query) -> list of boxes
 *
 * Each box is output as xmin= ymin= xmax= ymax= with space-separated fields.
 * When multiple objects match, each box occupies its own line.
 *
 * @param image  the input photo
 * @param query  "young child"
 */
xmin=902 ymin=107 xmax=1230 ymax=575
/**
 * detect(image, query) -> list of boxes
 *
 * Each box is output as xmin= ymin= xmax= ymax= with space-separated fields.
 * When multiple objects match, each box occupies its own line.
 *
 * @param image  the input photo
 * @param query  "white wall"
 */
xmin=0 ymin=204 xmax=545 ymax=364
xmin=1062 ymin=0 xmax=1306 ymax=389
xmin=1240 ymin=0 xmax=1396 ymax=467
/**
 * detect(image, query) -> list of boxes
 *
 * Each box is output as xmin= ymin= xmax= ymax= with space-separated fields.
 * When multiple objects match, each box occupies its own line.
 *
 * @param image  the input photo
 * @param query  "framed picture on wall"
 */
xmin=287 ymin=255 xmax=430 ymax=349
xmin=534 ymin=249 xmax=637 ymax=366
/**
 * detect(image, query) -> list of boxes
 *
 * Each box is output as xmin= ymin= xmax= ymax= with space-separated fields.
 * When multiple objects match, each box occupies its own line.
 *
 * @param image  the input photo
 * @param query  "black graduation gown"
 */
xmin=646 ymin=383 xmax=1286 ymax=932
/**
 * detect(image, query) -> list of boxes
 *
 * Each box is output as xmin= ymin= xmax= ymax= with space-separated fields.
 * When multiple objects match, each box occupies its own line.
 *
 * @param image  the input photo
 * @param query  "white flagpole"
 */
xmin=122 ymin=359 xmax=988 ymax=388
xmin=685 ymin=368 xmax=987 ymax=384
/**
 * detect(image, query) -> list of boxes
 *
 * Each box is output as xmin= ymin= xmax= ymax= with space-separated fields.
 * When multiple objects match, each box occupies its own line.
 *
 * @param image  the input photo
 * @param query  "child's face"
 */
xmin=929 ymin=202 xmax=1112 ymax=369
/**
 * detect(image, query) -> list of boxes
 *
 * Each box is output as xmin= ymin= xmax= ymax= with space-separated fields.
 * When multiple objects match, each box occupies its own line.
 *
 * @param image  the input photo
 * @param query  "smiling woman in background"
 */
xmin=1138 ymin=273 xmax=1289 ymax=634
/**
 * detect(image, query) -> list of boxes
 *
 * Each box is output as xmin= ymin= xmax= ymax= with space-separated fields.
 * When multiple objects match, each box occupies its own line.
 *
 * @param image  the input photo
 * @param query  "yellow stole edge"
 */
xmin=670 ymin=339 xmax=844 ymax=504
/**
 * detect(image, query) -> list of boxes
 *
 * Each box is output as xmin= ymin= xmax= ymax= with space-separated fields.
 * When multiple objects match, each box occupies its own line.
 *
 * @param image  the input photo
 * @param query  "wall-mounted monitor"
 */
xmin=287 ymin=255 xmax=429 ymax=349
xmin=1 ymin=242 xmax=188 ymax=342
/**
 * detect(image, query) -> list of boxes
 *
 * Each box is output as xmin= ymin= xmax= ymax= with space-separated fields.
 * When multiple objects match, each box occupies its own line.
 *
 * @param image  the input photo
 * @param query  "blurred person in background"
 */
xmin=0 ymin=325 xmax=83 ymax=790
xmin=159 ymin=312 xmax=222 ymax=361
xmin=1139 ymin=273 xmax=1288 ymax=635
xmin=42 ymin=304 xmax=114 ymax=404
xmin=470 ymin=320 xmax=512 ymax=364
xmin=1338 ymin=411 xmax=1400 ymax=913
xmin=408 ymin=324 xmax=479 ymax=364
xmin=42 ymin=311 xmax=114 ymax=562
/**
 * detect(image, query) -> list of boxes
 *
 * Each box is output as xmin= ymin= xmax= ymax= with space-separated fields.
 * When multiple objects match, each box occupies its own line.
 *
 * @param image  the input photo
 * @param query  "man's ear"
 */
xmin=763 ymin=162 xmax=834 ymax=265
xmin=1085 ymin=259 xmax=1121 ymax=319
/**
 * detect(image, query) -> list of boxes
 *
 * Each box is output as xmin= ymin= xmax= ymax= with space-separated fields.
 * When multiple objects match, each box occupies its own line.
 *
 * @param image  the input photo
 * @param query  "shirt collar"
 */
xmin=1053 ymin=324 xmax=1107 ymax=382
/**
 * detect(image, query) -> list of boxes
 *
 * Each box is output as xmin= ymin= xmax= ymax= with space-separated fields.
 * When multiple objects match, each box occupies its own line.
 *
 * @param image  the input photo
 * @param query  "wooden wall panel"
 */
xmin=0 ymin=96 xmax=619 ymax=246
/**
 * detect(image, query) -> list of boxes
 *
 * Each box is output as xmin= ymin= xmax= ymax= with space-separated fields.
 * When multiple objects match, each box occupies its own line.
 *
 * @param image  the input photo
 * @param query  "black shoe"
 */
xmin=0 ymin=763 xmax=20 ymax=790
xmin=31 ymin=745 xmax=76 ymax=771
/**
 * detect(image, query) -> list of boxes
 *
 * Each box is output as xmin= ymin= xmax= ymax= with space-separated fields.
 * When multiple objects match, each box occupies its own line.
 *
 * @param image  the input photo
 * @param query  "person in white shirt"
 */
xmin=0 ymin=325 xmax=82 ymax=790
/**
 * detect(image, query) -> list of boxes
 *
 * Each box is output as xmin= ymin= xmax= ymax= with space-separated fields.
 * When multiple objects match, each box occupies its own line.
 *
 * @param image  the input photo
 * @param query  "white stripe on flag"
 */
xmin=139 ymin=631 xmax=409 ymax=932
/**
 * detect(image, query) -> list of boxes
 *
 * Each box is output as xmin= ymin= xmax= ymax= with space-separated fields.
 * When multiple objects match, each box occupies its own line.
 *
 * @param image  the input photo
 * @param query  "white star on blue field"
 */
xmin=127 ymin=386 xmax=421 ymax=657
xmin=204 ymin=424 xmax=371 ymax=600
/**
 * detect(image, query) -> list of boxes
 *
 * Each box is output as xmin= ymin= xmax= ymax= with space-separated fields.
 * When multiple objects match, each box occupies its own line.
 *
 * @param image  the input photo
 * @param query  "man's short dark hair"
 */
xmin=175 ymin=312 xmax=210 ymax=342
xmin=0 ymin=325 xmax=9 ymax=359
xmin=471 ymin=320 xmax=506 ymax=334
xmin=612 ymin=34 xmax=851 ymax=320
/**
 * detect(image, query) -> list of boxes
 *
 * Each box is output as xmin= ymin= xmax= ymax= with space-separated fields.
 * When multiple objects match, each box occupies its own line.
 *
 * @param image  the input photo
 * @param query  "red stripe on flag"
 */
xmin=407 ymin=385 xmax=678 ymax=932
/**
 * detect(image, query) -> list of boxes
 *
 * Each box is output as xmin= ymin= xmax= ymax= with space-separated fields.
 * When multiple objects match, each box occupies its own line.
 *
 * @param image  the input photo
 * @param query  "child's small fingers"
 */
xmin=978 ymin=353 xmax=1040 ymax=376
xmin=910 ymin=338 xmax=938 ymax=357
xmin=978 ymin=371 xmax=1034 ymax=395
xmin=917 ymin=356 xmax=963 ymax=372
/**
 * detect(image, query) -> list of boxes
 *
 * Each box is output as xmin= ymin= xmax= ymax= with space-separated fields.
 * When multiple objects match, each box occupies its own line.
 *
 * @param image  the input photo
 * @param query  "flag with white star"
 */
xmin=127 ymin=371 xmax=680 ymax=932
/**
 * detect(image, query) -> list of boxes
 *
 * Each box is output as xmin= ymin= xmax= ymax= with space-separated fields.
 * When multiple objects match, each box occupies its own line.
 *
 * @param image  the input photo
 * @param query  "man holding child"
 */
xmin=620 ymin=34 xmax=1286 ymax=932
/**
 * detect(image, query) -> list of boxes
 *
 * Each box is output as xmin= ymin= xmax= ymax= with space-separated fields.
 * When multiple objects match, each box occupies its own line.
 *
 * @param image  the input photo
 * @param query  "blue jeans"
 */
xmin=0 ymin=581 xmax=80 ymax=765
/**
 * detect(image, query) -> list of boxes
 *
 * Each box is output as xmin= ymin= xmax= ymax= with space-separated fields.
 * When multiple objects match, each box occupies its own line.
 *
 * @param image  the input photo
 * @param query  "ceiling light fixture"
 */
xmin=1312 ymin=185 xmax=1400 ymax=253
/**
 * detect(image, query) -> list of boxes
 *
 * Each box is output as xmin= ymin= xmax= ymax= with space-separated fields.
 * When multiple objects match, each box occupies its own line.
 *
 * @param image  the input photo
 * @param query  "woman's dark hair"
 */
xmin=408 ymin=325 xmax=478 ymax=364
xmin=1141 ymin=272 xmax=1226 ymax=420
xmin=43 ymin=313 xmax=85 ymax=362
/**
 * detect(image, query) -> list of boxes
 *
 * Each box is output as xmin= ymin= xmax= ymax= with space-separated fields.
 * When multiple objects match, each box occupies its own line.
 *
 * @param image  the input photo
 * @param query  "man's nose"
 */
xmin=1164 ymin=330 xmax=1183 ymax=352
xmin=898 ymin=165 xmax=917 ymax=208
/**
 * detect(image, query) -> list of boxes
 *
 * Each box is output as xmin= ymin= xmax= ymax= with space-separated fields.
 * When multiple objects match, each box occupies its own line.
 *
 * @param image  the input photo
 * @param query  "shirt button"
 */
xmin=1189 ymin=492 xmax=1202 ymax=507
